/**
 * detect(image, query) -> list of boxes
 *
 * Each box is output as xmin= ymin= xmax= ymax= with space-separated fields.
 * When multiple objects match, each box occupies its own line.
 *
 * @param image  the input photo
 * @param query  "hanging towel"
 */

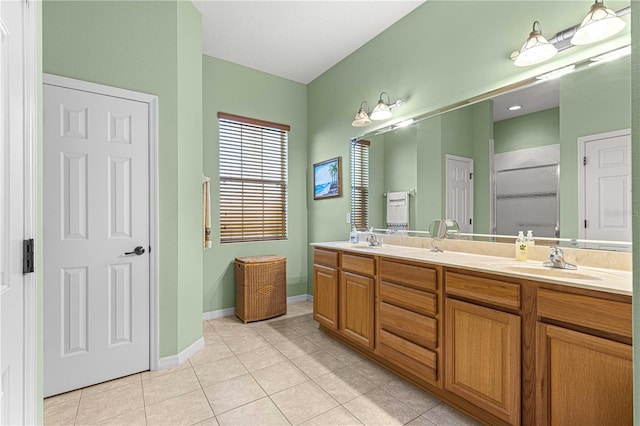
xmin=203 ymin=176 xmax=212 ymax=249
xmin=386 ymin=191 xmax=409 ymax=231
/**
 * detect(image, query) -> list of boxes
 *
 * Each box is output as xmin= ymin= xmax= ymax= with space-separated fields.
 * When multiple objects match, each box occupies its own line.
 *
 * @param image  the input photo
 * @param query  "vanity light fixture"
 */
xmin=571 ymin=0 xmax=626 ymax=46
xmin=513 ymin=21 xmax=558 ymax=67
xmin=351 ymin=101 xmax=372 ymax=127
xmin=508 ymin=105 xmax=522 ymax=111
xmin=536 ymin=64 xmax=576 ymax=81
xmin=370 ymin=92 xmax=404 ymax=121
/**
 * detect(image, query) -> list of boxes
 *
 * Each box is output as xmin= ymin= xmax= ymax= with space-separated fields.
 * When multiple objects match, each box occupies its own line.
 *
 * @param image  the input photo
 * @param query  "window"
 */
xmin=218 ymin=112 xmax=289 ymax=243
xmin=350 ymin=139 xmax=370 ymax=230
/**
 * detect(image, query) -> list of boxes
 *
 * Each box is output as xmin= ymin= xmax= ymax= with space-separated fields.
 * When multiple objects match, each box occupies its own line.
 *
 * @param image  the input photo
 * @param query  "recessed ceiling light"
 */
xmin=508 ymin=105 xmax=522 ymax=111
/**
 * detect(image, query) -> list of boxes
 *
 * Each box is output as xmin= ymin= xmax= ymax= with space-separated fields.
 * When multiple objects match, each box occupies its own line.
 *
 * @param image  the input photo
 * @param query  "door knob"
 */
xmin=124 ymin=246 xmax=145 ymax=256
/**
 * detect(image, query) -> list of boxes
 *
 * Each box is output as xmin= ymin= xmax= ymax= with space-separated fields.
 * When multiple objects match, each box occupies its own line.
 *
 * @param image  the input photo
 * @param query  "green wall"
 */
xmin=202 ymin=55 xmax=308 ymax=313
xmin=560 ymin=57 xmax=631 ymax=239
xmin=494 ymin=107 xmax=560 ymax=154
xmin=383 ymin=127 xmax=418 ymax=229
xmin=42 ymin=0 xmax=203 ymax=358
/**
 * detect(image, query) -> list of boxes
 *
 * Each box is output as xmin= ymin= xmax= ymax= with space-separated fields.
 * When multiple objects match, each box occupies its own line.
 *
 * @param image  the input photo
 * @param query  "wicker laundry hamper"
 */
xmin=235 ymin=255 xmax=287 ymax=323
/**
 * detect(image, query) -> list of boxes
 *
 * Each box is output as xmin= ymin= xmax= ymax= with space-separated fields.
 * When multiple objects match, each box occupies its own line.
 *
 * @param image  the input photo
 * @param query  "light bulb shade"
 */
xmin=514 ymin=22 xmax=558 ymax=67
xmin=571 ymin=1 xmax=626 ymax=45
xmin=370 ymin=100 xmax=392 ymax=120
xmin=352 ymin=107 xmax=372 ymax=127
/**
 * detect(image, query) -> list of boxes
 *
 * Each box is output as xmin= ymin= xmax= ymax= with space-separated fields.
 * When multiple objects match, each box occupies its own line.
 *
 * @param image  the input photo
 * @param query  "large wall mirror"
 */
xmin=351 ymin=48 xmax=631 ymax=251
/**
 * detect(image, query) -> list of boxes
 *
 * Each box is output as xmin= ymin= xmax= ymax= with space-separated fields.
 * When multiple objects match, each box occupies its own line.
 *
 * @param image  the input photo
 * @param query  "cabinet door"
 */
xmin=536 ymin=323 xmax=632 ymax=426
xmin=313 ymin=265 xmax=338 ymax=330
xmin=445 ymin=298 xmax=520 ymax=425
xmin=340 ymin=271 xmax=374 ymax=349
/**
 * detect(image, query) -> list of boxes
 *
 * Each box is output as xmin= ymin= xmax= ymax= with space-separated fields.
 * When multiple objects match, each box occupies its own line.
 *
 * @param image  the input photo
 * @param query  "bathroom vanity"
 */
xmin=311 ymin=242 xmax=632 ymax=426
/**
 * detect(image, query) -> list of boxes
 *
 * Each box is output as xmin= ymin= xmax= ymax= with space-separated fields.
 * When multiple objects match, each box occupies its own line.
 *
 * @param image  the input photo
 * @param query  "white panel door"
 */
xmin=0 ymin=1 xmax=26 ymax=422
xmin=446 ymin=155 xmax=474 ymax=233
xmin=584 ymin=133 xmax=631 ymax=243
xmin=43 ymin=84 xmax=150 ymax=397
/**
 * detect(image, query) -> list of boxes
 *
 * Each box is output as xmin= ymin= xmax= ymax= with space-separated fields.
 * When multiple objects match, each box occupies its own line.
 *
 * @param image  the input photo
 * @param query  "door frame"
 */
xmin=21 ymin=1 xmax=37 ymax=423
xmin=577 ymin=128 xmax=631 ymax=240
xmin=42 ymin=73 xmax=161 ymax=371
xmin=445 ymin=154 xmax=474 ymax=233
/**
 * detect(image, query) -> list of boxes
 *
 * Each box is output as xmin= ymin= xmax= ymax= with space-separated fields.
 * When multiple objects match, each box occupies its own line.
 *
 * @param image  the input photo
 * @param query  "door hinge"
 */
xmin=23 ymin=239 xmax=34 ymax=274
xmin=584 ymin=220 xmax=588 ymax=229
xmin=469 ymin=218 xmax=472 ymax=225
xmin=469 ymin=172 xmax=473 ymax=180
xmin=583 ymin=156 xmax=587 ymax=166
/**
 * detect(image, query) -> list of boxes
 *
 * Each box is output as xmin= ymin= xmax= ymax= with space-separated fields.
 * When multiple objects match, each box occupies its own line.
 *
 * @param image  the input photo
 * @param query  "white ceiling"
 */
xmin=493 ymin=80 xmax=560 ymax=122
xmin=192 ymin=1 xmax=425 ymax=84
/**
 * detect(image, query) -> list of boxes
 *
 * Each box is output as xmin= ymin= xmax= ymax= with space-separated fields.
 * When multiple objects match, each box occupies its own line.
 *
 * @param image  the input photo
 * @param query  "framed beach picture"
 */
xmin=313 ymin=157 xmax=342 ymax=200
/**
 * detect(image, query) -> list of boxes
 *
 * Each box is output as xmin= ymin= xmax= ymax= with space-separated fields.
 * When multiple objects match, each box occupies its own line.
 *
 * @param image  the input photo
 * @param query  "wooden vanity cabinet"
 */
xmin=444 ymin=271 xmax=521 ymax=425
xmin=535 ymin=289 xmax=633 ymax=425
xmin=339 ymin=253 xmax=375 ymax=349
xmin=377 ymin=258 xmax=441 ymax=386
xmin=312 ymin=249 xmax=339 ymax=330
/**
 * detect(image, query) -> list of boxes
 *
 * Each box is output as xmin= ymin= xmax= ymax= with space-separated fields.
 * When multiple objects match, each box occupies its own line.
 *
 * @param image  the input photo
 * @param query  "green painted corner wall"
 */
xmin=42 ymin=0 xmax=203 ymax=358
xmin=176 ymin=1 xmax=204 ymax=351
xmin=202 ymin=55 xmax=308 ymax=314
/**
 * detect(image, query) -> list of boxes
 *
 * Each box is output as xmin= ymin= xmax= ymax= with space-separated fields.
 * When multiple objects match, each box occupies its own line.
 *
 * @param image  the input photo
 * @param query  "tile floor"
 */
xmin=44 ymin=301 xmax=480 ymax=426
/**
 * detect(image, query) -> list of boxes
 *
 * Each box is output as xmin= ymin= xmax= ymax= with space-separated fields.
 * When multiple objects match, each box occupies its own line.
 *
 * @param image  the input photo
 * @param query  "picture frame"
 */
xmin=313 ymin=157 xmax=342 ymax=200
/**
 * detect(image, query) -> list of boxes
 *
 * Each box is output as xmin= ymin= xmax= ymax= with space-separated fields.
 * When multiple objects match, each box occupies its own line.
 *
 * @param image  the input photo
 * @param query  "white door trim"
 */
xmin=577 ymin=128 xmax=631 ymax=240
xmin=445 ymin=154 xmax=474 ymax=233
xmin=43 ymin=73 xmax=160 ymax=371
xmin=23 ymin=1 xmax=37 ymax=423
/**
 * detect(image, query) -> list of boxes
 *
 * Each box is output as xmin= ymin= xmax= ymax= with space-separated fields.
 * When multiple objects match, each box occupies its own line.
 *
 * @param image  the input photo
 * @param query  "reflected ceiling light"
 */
xmin=351 ymin=101 xmax=372 ymax=127
xmin=513 ymin=21 xmax=558 ymax=67
xmin=370 ymin=92 xmax=404 ymax=121
xmin=571 ymin=0 xmax=626 ymax=46
xmin=394 ymin=119 xmax=414 ymax=128
xmin=589 ymin=44 xmax=631 ymax=65
xmin=508 ymin=105 xmax=522 ymax=111
xmin=536 ymin=64 xmax=576 ymax=81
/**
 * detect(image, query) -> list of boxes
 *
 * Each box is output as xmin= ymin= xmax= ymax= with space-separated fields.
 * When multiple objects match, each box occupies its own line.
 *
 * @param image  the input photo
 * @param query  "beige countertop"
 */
xmin=312 ymin=241 xmax=633 ymax=297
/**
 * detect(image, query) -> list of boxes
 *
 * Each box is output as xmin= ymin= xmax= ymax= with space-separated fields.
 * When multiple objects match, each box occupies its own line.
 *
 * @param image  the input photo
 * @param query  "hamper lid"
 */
xmin=235 ymin=255 xmax=286 ymax=264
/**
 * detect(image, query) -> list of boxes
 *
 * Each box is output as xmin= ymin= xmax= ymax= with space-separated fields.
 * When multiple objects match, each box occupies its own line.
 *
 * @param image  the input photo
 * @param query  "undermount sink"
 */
xmin=494 ymin=264 xmax=601 ymax=281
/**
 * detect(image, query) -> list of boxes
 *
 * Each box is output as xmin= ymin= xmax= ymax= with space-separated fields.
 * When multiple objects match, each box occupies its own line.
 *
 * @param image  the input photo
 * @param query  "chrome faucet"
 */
xmin=366 ymin=228 xmax=382 ymax=247
xmin=543 ymin=247 xmax=577 ymax=270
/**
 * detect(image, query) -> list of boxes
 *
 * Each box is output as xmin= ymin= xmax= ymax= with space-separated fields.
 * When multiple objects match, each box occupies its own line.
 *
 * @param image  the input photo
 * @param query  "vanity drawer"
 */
xmin=314 ymin=249 xmax=338 ymax=268
xmin=380 ymin=281 xmax=437 ymax=317
xmin=379 ymin=329 xmax=437 ymax=383
xmin=380 ymin=259 xmax=438 ymax=292
xmin=379 ymin=302 xmax=437 ymax=349
xmin=445 ymin=272 xmax=520 ymax=310
xmin=342 ymin=253 xmax=375 ymax=276
xmin=537 ymin=289 xmax=632 ymax=338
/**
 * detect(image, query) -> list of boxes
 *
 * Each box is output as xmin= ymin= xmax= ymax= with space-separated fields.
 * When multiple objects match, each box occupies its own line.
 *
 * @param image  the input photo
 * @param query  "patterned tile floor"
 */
xmin=44 ymin=301 xmax=480 ymax=426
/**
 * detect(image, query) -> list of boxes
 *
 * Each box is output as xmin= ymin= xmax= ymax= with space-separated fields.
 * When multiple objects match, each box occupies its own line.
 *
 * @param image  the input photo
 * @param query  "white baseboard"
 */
xmin=286 ymin=294 xmax=308 ymax=304
xmin=157 ymin=337 xmax=204 ymax=370
xmin=202 ymin=294 xmax=313 ymax=321
xmin=202 ymin=307 xmax=236 ymax=321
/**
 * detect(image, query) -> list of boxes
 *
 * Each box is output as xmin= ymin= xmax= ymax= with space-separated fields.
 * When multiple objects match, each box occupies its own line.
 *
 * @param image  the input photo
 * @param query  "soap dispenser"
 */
xmin=349 ymin=224 xmax=359 ymax=243
xmin=515 ymin=231 xmax=527 ymax=261
xmin=526 ymin=230 xmax=535 ymax=248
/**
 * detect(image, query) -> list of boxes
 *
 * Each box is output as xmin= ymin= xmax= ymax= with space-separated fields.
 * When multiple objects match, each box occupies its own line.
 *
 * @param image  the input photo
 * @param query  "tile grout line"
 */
xmin=190 ymin=359 xmax=218 ymax=426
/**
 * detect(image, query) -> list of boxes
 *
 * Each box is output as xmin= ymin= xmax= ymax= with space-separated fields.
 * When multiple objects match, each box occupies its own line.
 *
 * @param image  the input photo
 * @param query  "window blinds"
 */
xmin=218 ymin=112 xmax=289 ymax=243
xmin=351 ymin=139 xmax=370 ymax=231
